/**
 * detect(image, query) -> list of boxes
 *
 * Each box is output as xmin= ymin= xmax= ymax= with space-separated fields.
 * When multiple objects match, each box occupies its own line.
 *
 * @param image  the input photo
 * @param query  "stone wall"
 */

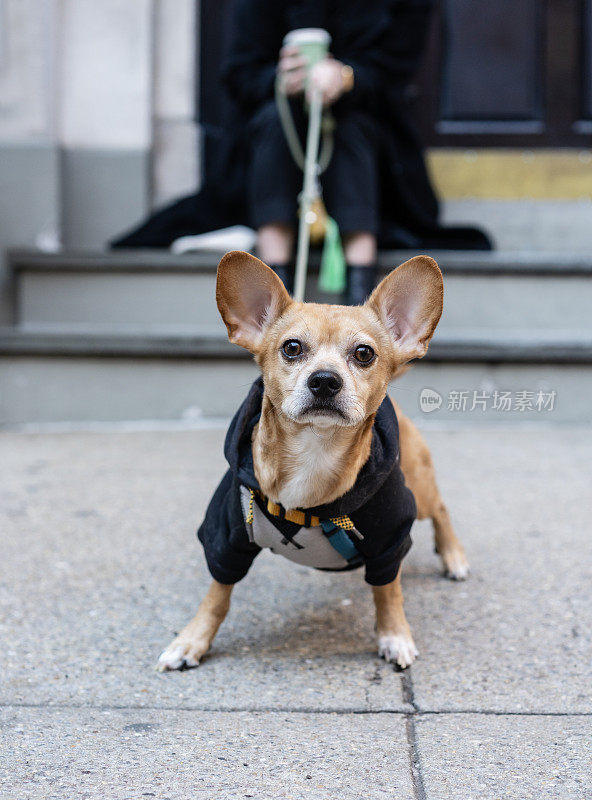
xmin=0 ymin=0 xmax=200 ymax=321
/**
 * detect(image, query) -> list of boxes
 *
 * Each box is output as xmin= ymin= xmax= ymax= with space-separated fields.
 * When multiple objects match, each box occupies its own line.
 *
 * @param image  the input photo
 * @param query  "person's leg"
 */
xmin=248 ymin=101 xmax=300 ymax=293
xmin=343 ymin=231 xmax=377 ymax=265
xmin=343 ymin=230 xmax=377 ymax=304
xmin=322 ymin=110 xmax=379 ymax=304
xmin=258 ymin=223 xmax=295 ymax=291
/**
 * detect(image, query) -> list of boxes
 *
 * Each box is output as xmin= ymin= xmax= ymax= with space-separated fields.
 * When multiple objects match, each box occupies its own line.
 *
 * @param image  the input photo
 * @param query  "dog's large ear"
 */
xmin=367 ymin=255 xmax=443 ymax=362
xmin=216 ymin=251 xmax=292 ymax=352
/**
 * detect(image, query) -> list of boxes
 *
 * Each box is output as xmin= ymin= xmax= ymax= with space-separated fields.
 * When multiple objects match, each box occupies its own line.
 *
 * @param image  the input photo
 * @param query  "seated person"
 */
xmin=111 ymin=1 xmax=491 ymax=268
xmin=224 ymin=0 xmax=390 ymax=303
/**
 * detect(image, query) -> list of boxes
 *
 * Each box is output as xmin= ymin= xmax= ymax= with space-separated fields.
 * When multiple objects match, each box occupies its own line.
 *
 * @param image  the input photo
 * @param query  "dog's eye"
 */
xmin=282 ymin=339 xmax=303 ymax=358
xmin=353 ymin=345 xmax=375 ymax=364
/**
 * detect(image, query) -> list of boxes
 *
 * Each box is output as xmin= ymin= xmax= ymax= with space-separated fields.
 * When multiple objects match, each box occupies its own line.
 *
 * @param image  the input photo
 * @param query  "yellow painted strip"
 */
xmin=427 ymin=149 xmax=592 ymax=200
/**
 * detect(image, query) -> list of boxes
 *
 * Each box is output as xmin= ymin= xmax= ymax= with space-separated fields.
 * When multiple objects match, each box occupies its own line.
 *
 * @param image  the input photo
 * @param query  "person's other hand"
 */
xmin=278 ymin=46 xmax=307 ymax=96
xmin=308 ymin=58 xmax=347 ymax=106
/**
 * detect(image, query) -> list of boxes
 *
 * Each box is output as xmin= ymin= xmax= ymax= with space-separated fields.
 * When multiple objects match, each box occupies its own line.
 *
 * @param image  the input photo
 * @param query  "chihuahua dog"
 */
xmin=158 ymin=251 xmax=468 ymax=671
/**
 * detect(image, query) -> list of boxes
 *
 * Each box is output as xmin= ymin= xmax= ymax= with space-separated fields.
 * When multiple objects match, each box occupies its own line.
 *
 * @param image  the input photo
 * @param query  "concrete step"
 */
xmin=2 ymin=324 xmax=592 ymax=362
xmin=9 ymin=248 xmax=592 ymax=333
xmin=1 ymin=325 xmax=591 ymax=424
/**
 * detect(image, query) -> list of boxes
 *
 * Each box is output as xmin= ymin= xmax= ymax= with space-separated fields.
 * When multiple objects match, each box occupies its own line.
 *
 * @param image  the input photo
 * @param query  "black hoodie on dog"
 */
xmin=197 ymin=378 xmax=416 ymax=586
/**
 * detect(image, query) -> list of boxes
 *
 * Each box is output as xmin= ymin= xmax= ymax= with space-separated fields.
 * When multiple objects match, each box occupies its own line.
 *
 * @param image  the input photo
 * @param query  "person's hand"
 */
xmin=278 ymin=46 xmax=307 ymax=96
xmin=308 ymin=58 xmax=348 ymax=106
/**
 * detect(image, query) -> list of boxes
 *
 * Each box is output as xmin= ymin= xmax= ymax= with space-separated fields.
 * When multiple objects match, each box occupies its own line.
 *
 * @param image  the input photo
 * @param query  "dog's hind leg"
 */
xmin=395 ymin=402 xmax=469 ymax=581
xmin=373 ymin=573 xmax=418 ymax=669
xmin=157 ymin=580 xmax=233 ymax=671
xmin=430 ymin=496 xmax=469 ymax=580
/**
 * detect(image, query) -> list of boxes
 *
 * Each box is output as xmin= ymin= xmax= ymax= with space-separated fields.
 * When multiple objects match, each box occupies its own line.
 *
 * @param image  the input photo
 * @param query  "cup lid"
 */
xmin=283 ymin=28 xmax=332 ymax=47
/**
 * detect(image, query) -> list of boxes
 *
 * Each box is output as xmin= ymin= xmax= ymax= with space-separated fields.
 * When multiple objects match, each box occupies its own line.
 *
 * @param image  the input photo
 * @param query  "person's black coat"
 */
xmin=112 ymin=0 xmax=490 ymax=251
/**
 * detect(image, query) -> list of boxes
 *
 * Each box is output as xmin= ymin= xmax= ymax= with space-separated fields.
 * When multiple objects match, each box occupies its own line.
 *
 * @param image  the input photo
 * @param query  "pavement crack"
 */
xmin=363 ymin=664 xmax=383 ymax=709
xmin=1 ymin=701 xmax=590 ymax=716
xmin=402 ymin=671 xmax=427 ymax=800
xmin=401 ymin=669 xmax=419 ymax=712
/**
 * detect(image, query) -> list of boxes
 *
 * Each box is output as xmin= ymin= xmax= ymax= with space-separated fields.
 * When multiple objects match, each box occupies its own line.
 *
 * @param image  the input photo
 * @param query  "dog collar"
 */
xmin=245 ymin=487 xmax=363 ymax=559
xmin=246 ymin=488 xmax=355 ymax=529
xmin=245 ymin=488 xmax=362 ymax=562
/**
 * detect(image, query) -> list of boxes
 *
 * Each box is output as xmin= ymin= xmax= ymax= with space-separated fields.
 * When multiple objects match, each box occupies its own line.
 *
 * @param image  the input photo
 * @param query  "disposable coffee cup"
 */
xmin=283 ymin=28 xmax=331 ymax=71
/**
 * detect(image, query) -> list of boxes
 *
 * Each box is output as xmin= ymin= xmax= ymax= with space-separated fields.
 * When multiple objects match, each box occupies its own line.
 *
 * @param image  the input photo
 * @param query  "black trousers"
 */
xmin=247 ymin=99 xmax=379 ymax=236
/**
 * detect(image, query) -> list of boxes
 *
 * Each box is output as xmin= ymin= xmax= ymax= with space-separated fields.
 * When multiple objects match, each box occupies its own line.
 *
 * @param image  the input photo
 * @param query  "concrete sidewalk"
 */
xmin=1 ymin=426 xmax=591 ymax=799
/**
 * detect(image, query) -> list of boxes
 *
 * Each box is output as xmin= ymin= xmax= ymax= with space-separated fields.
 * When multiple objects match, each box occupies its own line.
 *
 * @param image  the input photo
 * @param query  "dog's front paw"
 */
xmin=377 ymin=634 xmax=418 ymax=669
xmin=441 ymin=547 xmax=470 ymax=581
xmin=156 ymin=638 xmax=208 ymax=672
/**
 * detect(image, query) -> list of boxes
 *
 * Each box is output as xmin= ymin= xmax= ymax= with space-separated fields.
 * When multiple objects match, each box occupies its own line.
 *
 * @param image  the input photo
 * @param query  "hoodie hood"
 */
xmin=223 ymin=377 xmax=400 ymax=518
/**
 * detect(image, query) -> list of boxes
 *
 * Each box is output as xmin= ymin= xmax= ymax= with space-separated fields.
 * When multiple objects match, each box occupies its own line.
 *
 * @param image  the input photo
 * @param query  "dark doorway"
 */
xmin=198 ymin=0 xmax=592 ymax=150
xmin=414 ymin=0 xmax=592 ymax=147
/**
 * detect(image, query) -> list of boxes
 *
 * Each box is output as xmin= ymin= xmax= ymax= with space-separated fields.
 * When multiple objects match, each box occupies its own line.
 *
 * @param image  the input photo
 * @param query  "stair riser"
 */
xmin=17 ymin=272 xmax=592 ymax=333
xmin=2 ymin=358 xmax=589 ymax=424
xmin=18 ymin=272 xmax=224 ymax=330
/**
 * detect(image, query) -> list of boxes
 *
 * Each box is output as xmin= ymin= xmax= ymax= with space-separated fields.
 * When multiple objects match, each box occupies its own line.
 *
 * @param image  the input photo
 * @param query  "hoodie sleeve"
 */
xmin=350 ymin=461 xmax=416 ymax=586
xmin=362 ymin=520 xmax=413 ymax=585
xmin=197 ymin=471 xmax=261 ymax=584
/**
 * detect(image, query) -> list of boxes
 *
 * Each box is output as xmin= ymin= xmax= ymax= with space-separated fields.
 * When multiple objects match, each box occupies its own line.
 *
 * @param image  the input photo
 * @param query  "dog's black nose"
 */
xmin=307 ymin=370 xmax=343 ymax=399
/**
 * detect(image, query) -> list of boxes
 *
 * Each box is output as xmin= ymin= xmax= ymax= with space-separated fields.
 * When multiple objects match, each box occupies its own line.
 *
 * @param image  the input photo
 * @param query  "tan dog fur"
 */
xmin=158 ymin=252 xmax=468 ymax=672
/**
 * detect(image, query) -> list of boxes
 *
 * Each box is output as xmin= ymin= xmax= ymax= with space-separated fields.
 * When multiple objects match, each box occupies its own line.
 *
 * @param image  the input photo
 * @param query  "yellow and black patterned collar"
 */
xmin=245 ymin=488 xmax=356 ymax=532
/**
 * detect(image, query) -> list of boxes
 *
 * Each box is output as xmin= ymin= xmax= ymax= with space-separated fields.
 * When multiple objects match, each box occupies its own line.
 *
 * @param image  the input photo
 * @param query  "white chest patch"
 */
xmin=274 ymin=428 xmax=344 ymax=510
xmin=239 ymin=486 xmax=350 ymax=570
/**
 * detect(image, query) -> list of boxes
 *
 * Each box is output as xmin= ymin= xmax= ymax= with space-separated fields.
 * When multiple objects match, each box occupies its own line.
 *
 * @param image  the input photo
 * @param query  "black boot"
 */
xmin=345 ymin=264 xmax=377 ymax=305
xmin=269 ymin=263 xmax=294 ymax=296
